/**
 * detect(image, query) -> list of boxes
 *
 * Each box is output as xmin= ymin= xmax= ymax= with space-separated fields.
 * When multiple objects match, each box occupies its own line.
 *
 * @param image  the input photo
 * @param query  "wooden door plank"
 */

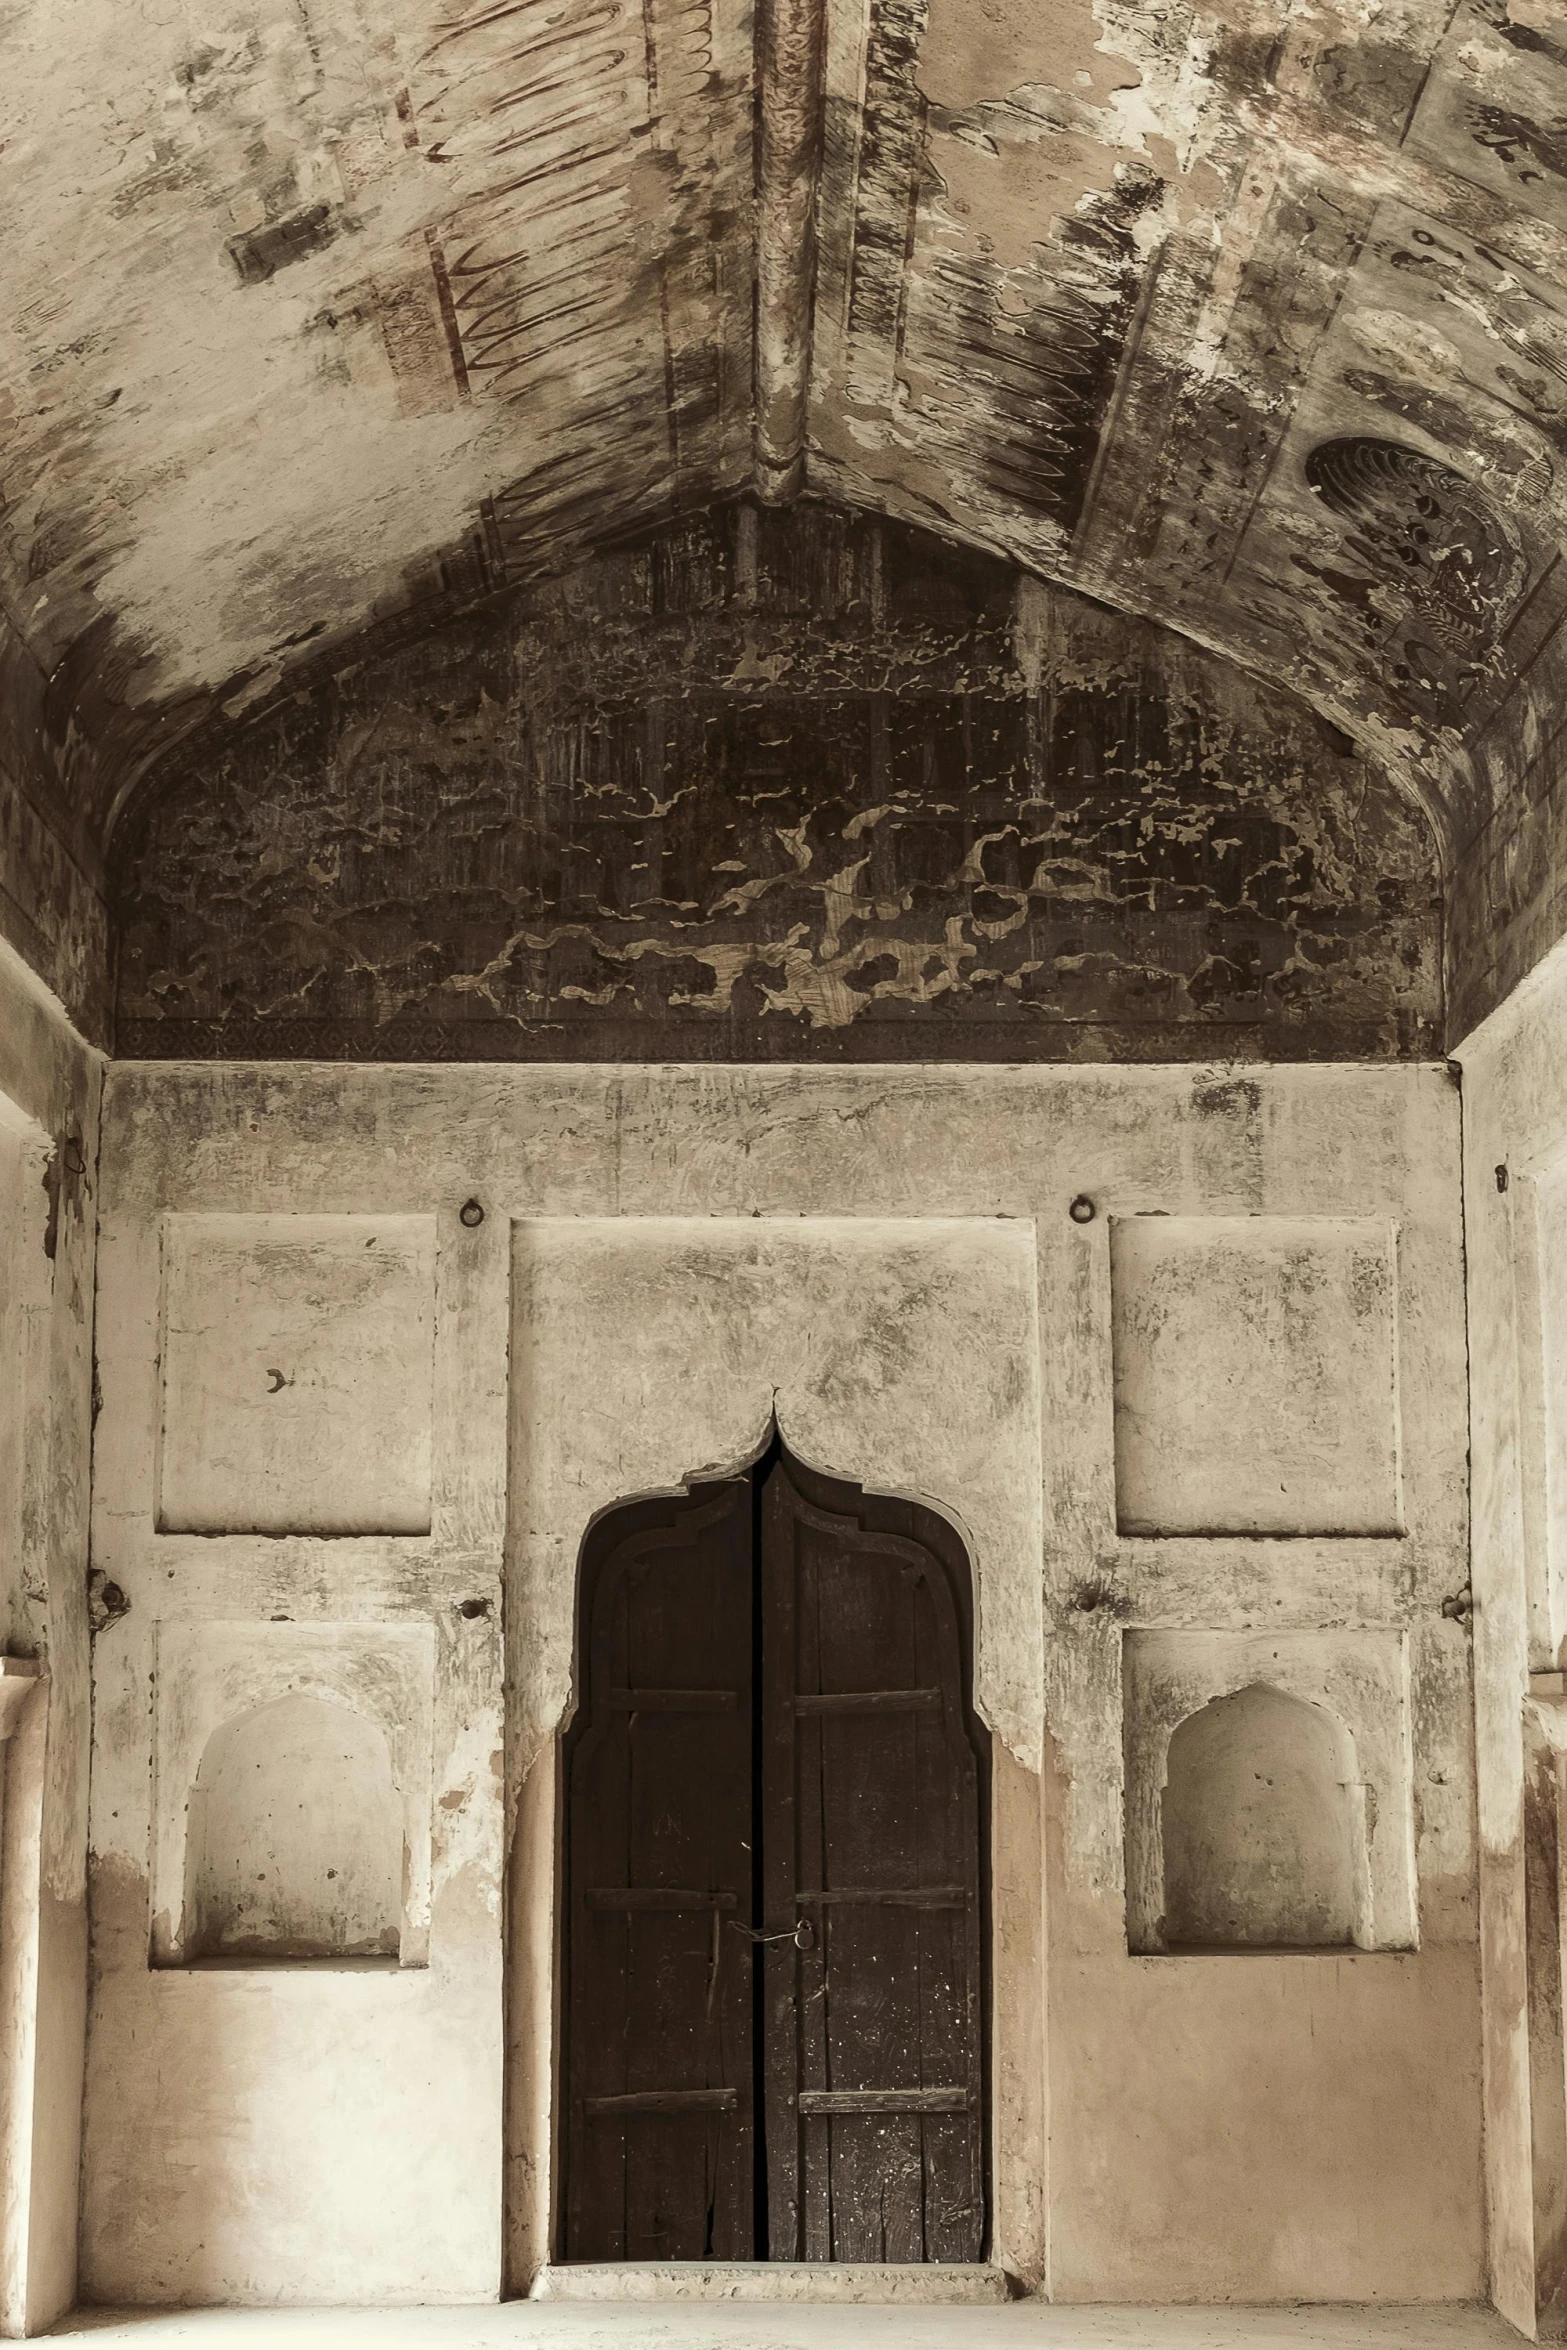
xmin=761 ymin=1460 xmax=803 ymax=2260
xmin=815 ymin=1507 xmax=921 ymax=2261
xmin=585 ymin=1887 xmax=740 ymax=1911
xmin=795 ymin=1886 xmax=965 ymax=1906
xmin=586 ymin=2089 xmax=739 ymax=2115
xmin=760 ymin=1455 xmax=989 ymax=2266
xmin=798 ymin=2088 xmax=970 ymax=2113
xmin=794 ymin=1689 xmax=940 ymax=1712
xmin=795 ymin=1496 xmax=833 ymax=2262
xmin=566 ymin=1552 xmax=633 ymax=2256
xmin=912 ymin=1570 xmax=986 ymax=2261
xmin=606 ymin=1688 xmax=740 ymax=1712
xmin=562 ymin=1481 xmax=755 ymax=2260
xmin=622 ymin=1506 xmax=751 ymax=2258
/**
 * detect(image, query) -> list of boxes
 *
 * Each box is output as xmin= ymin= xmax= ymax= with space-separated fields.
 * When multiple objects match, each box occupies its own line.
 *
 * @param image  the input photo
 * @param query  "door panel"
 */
xmin=563 ymin=1482 xmax=754 ymax=2261
xmin=561 ymin=1447 xmax=987 ymax=2263
xmin=760 ymin=1455 xmax=988 ymax=2263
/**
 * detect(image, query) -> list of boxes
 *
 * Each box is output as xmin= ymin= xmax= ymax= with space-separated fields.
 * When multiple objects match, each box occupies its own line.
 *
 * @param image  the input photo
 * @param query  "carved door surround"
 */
xmin=505 ymin=1213 xmax=1046 ymax=2292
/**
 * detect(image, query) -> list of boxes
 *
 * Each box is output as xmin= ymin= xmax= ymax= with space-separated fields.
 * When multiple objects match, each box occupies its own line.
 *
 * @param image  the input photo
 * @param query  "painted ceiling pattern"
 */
xmin=3 ymin=0 xmax=1567 ymax=912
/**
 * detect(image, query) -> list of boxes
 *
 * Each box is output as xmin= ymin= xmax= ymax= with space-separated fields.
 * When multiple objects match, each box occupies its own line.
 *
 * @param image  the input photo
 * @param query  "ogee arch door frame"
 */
xmin=560 ymin=1438 xmax=990 ymax=2263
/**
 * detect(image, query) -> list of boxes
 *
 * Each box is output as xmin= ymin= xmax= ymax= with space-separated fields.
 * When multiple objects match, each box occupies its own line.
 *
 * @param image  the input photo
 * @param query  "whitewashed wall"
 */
xmin=0 ymin=937 xmax=100 ymax=2341
xmin=82 ymin=1059 xmax=1477 ymax=2308
xmin=1455 ymin=932 xmax=1567 ymax=2339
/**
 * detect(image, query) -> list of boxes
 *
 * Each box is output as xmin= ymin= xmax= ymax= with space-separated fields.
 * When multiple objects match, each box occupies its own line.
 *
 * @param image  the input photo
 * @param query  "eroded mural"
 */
xmin=113 ymin=501 xmax=1439 ymax=1061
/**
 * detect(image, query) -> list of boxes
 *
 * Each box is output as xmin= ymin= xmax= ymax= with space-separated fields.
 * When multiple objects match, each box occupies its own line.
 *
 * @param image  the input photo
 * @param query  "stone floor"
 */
xmin=50 ymin=2306 xmax=1521 ymax=2347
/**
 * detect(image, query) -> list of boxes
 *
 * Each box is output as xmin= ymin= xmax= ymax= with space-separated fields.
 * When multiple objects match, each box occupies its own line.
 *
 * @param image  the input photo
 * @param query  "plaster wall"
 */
xmin=0 ymin=936 xmax=101 ymax=2338
xmin=508 ymin=1216 xmax=1043 ymax=1763
xmin=83 ymin=1171 xmax=507 ymax=2308
xmin=1455 ymin=932 xmax=1567 ymax=2337
xmin=82 ymin=1058 xmax=1476 ymax=2311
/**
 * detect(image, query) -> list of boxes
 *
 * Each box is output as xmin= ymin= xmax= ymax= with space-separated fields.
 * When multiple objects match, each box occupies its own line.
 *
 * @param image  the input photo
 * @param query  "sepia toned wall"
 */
xmin=0 ymin=937 xmax=101 ymax=2339
xmin=3 ymin=0 xmax=1567 ymax=2317
xmin=1454 ymin=933 xmax=1567 ymax=2340
xmin=80 ymin=1057 xmax=1477 ymax=2309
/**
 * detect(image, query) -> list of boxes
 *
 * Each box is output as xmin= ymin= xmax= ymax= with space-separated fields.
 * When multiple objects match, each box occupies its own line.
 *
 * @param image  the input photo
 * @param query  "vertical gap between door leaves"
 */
xmin=750 ymin=1441 xmax=772 ymax=2257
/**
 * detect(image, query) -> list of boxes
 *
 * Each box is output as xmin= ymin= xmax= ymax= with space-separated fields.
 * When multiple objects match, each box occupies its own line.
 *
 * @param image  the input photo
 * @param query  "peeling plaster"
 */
xmin=111 ymin=500 xmax=1442 ymax=1060
xmin=2 ymin=0 xmax=1566 ymax=1039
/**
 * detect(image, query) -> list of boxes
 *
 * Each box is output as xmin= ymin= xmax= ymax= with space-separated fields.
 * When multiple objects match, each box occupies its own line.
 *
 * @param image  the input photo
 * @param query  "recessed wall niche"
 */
xmin=1110 ymin=1215 xmax=1402 ymax=1537
xmin=183 ymin=1694 xmax=403 ymax=1962
xmin=1160 ymin=1684 xmax=1364 ymax=1949
xmin=1122 ymin=1628 xmax=1417 ymax=1955
xmin=150 ymin=1620 xmax=435 ymax=1967
xmin=157 ymin=1214 xmax=436 ymax=1535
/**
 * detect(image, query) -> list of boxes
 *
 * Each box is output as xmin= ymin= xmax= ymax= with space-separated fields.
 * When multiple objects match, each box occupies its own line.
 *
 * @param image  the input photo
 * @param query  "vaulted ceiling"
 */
xmin=5 ymin=0 xmax=1567 ymax=959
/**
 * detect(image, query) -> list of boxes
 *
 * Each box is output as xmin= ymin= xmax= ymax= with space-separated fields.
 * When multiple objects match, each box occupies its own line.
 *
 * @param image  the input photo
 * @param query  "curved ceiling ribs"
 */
xmin=800 ymin=0 xmax=1567 ymax=841
xmin=2 ymin=0 xmax=1566 ymax=1031
xmin=754 ymin=0 xmax=828 ymax=499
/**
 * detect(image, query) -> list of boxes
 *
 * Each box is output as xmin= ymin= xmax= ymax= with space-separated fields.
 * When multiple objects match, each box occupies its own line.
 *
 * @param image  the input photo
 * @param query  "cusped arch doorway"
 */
xmin=561 ymin=1434 xmax=990 ymax=2264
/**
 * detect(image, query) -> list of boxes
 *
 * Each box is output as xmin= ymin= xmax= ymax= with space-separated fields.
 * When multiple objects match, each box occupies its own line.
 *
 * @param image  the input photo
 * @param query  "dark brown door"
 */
xmin=561 ymin=1442 xmax=987 ymax=2263
xmin=761 ymin=1453 xmax=988 ymax=2260
xmin=563 ymin=1481 xmax=756 ymax=2260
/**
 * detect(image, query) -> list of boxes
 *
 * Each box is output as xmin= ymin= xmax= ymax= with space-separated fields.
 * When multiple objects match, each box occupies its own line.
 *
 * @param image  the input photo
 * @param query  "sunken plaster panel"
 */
xmin=1159 ymin=1685 xmax=1367 ymax=1951
xmin=1110 ymin=1214 xmax=1403 ymax=1539
xmin=1522 ymin=1156 xmax=1567 ymax=1674
xmin=156 ymin=1214 xmax=437 ymax=1536
xmin=111 ymin=501 xmax=1442 ymax=1063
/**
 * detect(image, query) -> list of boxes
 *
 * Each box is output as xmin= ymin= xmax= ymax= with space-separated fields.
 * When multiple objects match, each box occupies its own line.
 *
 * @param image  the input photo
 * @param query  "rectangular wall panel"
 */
xmin=1111 ymin=1215 xmax=1402 ymax=1538
xmin=157 ymin=1214 xmax=436 ymax=1536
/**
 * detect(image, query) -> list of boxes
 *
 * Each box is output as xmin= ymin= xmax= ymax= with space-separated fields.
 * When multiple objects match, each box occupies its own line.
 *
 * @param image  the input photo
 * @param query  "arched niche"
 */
xmin=1160 ymin=1683 xmax=1369 ymax=1952
xmin=183 ymin=1692 xmax=403 ymax=1963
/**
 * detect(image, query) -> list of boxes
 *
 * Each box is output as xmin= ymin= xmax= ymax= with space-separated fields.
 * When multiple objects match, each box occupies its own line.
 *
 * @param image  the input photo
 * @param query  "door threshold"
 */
xmin=531 ymin=2263 xmax=1012 ymax=2304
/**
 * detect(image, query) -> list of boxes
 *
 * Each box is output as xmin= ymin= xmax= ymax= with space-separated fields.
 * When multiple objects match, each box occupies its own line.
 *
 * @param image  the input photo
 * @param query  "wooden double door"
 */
xmin=562 ymin=1441 xmax=989 ymax=2263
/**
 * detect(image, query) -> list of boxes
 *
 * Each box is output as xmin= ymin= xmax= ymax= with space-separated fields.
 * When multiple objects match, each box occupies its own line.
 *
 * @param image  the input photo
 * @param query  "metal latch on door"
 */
xmin=704 ymin=1911 xmax=815 ymax=2017
xmin=726 ymin=1916 xmax=816 ymax=1949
